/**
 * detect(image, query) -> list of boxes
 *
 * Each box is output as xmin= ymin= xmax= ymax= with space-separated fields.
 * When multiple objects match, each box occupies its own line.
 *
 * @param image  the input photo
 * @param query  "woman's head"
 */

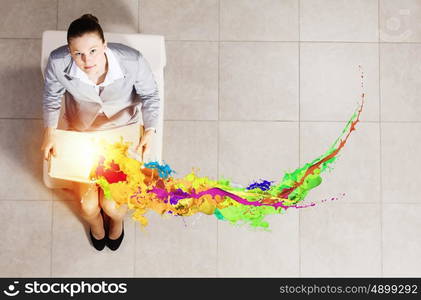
xmin=67 ymin=14 xmax=107 ymax=75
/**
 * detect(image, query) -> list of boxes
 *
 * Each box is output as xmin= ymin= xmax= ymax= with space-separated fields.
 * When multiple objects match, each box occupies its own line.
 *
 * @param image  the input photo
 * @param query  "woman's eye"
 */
xmin=75 ymin=53 xmax=80 ymax=56
xmin=90 ymin=49 xmax=96 ymax=54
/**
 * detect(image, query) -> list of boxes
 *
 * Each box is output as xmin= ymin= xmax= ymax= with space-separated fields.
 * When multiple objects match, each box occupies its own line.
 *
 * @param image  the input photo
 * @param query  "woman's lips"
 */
xmin=84 ymin=65 xmax=95 ymax=69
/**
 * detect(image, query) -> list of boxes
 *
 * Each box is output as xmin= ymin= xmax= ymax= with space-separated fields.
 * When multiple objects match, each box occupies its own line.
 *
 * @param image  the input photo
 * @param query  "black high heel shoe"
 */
xmin=106 ymin=222 xmax=124 ymax=251
xmin=89 ymin=229 xmax=106 ymax=251
xmin=89 ymin=209 xmax=107 ymax=251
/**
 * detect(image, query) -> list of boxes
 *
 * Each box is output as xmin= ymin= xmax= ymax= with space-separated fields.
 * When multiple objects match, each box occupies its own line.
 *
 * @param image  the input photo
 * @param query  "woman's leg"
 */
xmin=99 ymin=188 xmax=127 ymax=239
xmin=92 ymin=123 xmax=138 ymax=239
xmin=74 ymin=182 xmax=105 ymax=239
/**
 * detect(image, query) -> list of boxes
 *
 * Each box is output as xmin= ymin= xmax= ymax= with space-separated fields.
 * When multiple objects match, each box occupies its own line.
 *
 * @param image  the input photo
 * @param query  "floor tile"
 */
xmin=58 ymin=0 xmax=138 ymax=33
xmin=219 ymin=121 xmax=299 ymax=186
xmin=135 ymin=211 xmax=217 ymax=277
xmin=142 ymin=0 xmax=218 ymax=40
xmin=218 ymin=209 xmax=299 ymax=277
xmin=380 ymin=0 xmax=421 ymax=42
xmin=220 ymin=42 xmax=298 ymax=121
xmin=301 ymin=0 xmax=378 ymax=42
xmin=383 ymin=204 xmax=421 ymax=276
xmin=301 ymin=43 xmax=379 ymax=122
xmin=0 ymin=201 xmax=52 ymax=277
xmin=0 ymin=120 xmax=52 ymax=200
xmin=381 ymin=123 xmax=421 ymax=203
xmin=380 ymin=44 xmax=421 ymax=121
xmin=0 ymin=39 xmax=43 ymax=118
xmin=220 ymin=0 xmax=298 ymax=41
xmin=52 ymin=199 xmax=135 ymax=277
xmin=300 ymin=203 xmax=381 ymax=276
xmin=300 ymin=122 xmax=380 ymax=204
xmin=0 ymin=0 xmax=57 ymax=38
xmin=165 ymin=41 xmax=218 ymax=120
xmin=163 ymin=121 xmax=218 ymax=179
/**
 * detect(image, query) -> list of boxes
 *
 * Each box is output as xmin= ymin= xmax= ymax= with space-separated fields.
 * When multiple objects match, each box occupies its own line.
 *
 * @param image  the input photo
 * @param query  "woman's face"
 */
xmin=68 ymin=32 xmax=107 ymax=75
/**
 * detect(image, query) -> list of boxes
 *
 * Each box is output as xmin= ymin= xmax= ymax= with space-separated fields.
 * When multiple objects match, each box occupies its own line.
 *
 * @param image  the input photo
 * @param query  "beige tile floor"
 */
xmin=1 ymin=0 xmax=420 ymax=277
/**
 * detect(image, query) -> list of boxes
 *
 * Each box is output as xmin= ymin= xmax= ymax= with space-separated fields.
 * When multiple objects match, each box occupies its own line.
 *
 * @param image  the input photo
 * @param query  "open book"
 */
xmin=48 ymin=129 xmax=100 ymax=183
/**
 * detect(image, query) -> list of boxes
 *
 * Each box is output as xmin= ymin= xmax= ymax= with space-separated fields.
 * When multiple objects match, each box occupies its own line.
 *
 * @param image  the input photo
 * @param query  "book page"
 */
xmin=49 ymin=130 xmax=98 ymax=183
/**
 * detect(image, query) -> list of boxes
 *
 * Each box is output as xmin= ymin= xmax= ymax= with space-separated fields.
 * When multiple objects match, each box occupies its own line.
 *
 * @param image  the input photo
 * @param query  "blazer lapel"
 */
xmin=99 ymin=50 xmax=131 ymax=102
xmin=61 ymin=45 xmax=133 ymax=104
xmin=63 ymin=70 xmax=102 ymax=104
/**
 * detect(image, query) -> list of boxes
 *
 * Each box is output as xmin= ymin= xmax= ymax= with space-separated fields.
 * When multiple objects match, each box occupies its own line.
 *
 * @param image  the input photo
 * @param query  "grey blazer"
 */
xmin=43 ymin=42 xmax=160 ymax=132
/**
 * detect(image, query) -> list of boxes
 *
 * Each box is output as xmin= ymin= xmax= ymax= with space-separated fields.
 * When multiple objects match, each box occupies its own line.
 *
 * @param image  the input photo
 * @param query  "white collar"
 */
xmin=68 ymin=47 xmax=124 ymax=86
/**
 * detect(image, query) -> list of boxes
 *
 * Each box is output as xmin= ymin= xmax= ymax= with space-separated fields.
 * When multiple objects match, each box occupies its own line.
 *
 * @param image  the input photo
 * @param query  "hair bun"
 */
xmin=80 ymin=14 xmax=99 ymax=23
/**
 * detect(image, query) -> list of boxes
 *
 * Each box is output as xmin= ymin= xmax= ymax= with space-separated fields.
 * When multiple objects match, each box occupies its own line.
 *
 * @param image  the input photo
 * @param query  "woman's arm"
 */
xmin=40 ymin=127 xmax=56 ymax=160
xmin=41 ymin=54 xmax=66 ymax=160
xmin=43 ymin=55 xmax=66 ymax=129
xmin=133 ymin=53 xmax=160 ymax=131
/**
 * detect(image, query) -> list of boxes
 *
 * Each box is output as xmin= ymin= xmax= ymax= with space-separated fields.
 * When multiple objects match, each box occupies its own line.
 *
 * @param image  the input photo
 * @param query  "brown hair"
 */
xmin=67 ymin=14 xmax=105 ymax=44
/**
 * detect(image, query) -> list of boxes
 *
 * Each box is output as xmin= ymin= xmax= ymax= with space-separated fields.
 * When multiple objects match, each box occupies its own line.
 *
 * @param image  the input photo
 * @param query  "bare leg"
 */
xmin=99 ymin=188 xmax=127 ymax=239
xmin=74 ymin=182 xmax=105 ymax=239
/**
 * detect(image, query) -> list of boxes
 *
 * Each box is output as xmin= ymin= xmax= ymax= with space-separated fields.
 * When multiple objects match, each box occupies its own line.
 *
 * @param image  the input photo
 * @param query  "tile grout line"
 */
xmin=141 ymin=0 xmax=144 ymax=33
xmin=134 ymin=0 xmax=140 ymax=278
xmin=165 ymin=120 xmax=421 ymax=123
xmin=140 ymin=0 xmax=143 ymax=33
xmin=0 ymin=199 xmax=52 ymax=201
xmin=0 ymin=199 xmax=392 ymax=204
xmin=378 ymin=0 xmax=383 ymax=278
xmin=163 ymin=119 xmax=384 ymax=123
xmin=2 ymin=36 xmax=421 ymax=44
xmin=0 ymin=37 xmax=418 ymax=45
xmin=4 ymin=117 xmax=421 ymax=123
xmin=50 ymin=0 xmax=58 ymax=277
xmin=56 ymin=0 xmax=59 ymax=30
xmin=0 ymin=199 xmax=393 ymax=204
xmin=216 ymin=0 xmax=220 ymax=279
xmin=138 ymin=0 xmax=141 ymax=33
xmin=298 ymin=0 xmax=302 ymax=278
xmin=133 ymin=222 xmax=136 ymax=277
xmin=50 ymin=197 xmax=54 ymax=277
xmin=164 ymin=40 xmax=421 ymax=44
xmin=163 ymin=40 xmax=381 ymax=44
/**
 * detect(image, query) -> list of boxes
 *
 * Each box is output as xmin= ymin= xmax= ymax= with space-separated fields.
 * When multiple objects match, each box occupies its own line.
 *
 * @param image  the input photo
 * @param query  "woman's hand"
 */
xmin=134 ymin=129 xmax=154 ymax=161
xmin=40 ymin=127 xmax=57 ymax=161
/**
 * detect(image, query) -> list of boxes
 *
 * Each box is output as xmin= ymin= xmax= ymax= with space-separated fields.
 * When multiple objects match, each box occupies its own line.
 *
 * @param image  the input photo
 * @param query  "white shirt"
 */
xmin=69 ymin=48 xmax=155 ymax=133
xmin=68 ymin=47 xmax=124 ymax=107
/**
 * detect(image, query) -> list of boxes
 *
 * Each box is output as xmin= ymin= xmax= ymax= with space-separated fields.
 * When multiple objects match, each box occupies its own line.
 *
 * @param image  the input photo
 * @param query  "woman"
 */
xmin=40 ymin=14 xmax=160 ymax=251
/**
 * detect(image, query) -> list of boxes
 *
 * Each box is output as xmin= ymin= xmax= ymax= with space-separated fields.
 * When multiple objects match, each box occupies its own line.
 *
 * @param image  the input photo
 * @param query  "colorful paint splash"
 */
xmin=89 ymin=70 xmax=365 ymax=230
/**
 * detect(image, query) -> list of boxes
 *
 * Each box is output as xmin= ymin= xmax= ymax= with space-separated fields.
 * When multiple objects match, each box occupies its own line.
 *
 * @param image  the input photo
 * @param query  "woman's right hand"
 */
xmin=41 ymin=128 xmax=57 ymax=161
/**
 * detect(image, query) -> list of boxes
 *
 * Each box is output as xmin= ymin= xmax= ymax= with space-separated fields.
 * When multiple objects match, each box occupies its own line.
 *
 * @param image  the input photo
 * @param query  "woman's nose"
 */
xmin=81 ymin=54 xmax=91 ymax=64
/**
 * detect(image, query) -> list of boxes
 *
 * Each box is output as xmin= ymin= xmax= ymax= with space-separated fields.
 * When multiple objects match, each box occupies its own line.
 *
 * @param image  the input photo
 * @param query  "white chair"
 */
xmin=41 ymin=30 xmax=166 ymax=189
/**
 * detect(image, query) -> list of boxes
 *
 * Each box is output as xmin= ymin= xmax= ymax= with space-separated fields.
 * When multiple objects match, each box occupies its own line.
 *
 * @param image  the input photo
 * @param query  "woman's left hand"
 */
xmin=135 ymin=129 xmax=154 ymax=161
